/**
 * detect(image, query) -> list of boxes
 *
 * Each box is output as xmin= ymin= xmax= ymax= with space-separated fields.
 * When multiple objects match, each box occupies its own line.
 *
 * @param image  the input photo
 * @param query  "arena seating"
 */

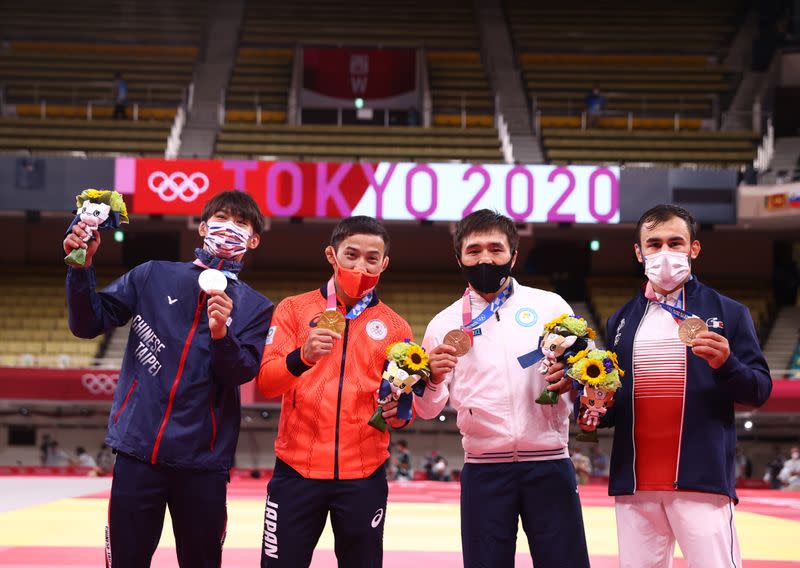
xmin=0 ymin=1 xmax=201 ymax=156
xmin=240 ymin=0 xmax=479 ymax=49
xmin=541 ymin=128 xmax=759 ymax=165
xmin=219 ymin=0 xmax=497 ymax=161
xmin=225 ymin=47 xmax=292 ymax=125
xmin=214 ymin=124 xmax=503 ymax=162
xmin=505 ymin=0 xmax=757 ymax=166
xmin=0 ymin=117 xmax=173 ymax=156
xmin=0 ymin=269 xmax=107 ymax=368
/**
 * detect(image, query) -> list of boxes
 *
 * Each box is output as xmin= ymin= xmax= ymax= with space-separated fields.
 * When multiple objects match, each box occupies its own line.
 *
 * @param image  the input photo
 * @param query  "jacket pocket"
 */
xmin=113 ymin=379 xmax=138 ymax=424
xmin=456 ymin=407 xmax=474 ymax=435
xmin=209 ymin=396 xmax=218 ymax=452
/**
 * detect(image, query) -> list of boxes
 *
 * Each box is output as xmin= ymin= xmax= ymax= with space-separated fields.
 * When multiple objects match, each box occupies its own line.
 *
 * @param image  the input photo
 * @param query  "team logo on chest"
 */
xmin=515 ymin=307 xmax=538 ymax=327
xmin=366 ymin=319 xmax=388 ymax=340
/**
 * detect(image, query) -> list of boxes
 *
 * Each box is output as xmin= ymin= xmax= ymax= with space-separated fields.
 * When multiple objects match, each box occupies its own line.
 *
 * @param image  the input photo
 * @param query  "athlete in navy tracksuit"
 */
xmin=64 ymin=191 xmax=273 ymax=568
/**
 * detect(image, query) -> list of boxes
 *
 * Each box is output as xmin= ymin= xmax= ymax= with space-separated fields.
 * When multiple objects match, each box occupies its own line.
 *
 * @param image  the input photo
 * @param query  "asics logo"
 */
xmin=81 ymin=373 xmax=119 ymax=395
xmin=148 ymin=171 xmax=209 ymax=202
xmin=371 ymin=508 xmax=384 ymax=528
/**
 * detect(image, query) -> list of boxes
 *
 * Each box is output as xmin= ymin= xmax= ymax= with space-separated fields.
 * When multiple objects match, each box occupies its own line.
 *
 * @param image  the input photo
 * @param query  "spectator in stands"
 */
xmin=39 ymin=433 xmax=51 ymax=465
xmin=778 ymin=446 xmax=800 ymax=489
xmin=589 ymin=444 xmax=610 ymax=476
xmin=584 ymin=84 xmax=604 ymax=128
xmin=735 ymin=447 xmax=753 ymax=479
xmin=393 ymin=439 xmax=413 ymax=481
xmin=764 ymin=446 xmax=787 ymax=489
xmin=430 ymin=455 xmax=450 ymax=481
xmin=595 ymin=204 xmax=772 ymax=568
xmin=571 ymin=447 xmax=592 ymax=485
xmin=112 ymin=72 xmax=128 ymax=120
xmin=75 ymin=446 xmax=97 ymax=468
xmin=256 ymin=216 xmax=413 ymax=568
xmin=95 ymin=443 xmax=114 ymax=475
xmin=417 ymin=209 xmax=590 ymax=568
xmin=63 ymin=190 xmax=272 ymax=568
xmin=407 ymin=106 xmax=420 ymax=126
xmin=44 ymin=440 xmax=69 ymax=466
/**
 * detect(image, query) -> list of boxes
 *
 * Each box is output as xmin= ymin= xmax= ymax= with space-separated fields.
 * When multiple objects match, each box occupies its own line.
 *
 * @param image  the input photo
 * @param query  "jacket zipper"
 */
xmin=333 ymin=317 xmax=350 ymax=480
xmin=498 ymin=302 xmax=519 ymax=461
xmin=630 ymin=306 xmax=647 ymax=493
xmin=150 ymin=291 xmax=206 ymax=464
xmin=673 ymin=289 xmax=689 ymax=488
xmin=209 ymin=396 xmax=218 ymax=451
xmin=113 ymin=379 xmax=138 ymax=423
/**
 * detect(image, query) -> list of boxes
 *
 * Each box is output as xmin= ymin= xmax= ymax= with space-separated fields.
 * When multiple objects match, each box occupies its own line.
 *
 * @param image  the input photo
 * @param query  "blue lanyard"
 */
xmin=462 ymin=283 xmax=513 ymax=331
xmin=346 ymin=292 xmax=373 ymax=319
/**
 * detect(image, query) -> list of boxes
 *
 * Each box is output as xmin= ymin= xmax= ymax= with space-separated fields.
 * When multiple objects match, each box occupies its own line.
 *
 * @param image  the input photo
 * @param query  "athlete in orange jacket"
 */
xmin=257 ymin=216 xmax=412 ymax=568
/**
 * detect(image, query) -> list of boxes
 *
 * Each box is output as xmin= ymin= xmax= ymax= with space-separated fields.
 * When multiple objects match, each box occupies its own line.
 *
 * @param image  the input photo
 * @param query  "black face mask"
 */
xmin=460 ymin=257 xmax=514 ymax=294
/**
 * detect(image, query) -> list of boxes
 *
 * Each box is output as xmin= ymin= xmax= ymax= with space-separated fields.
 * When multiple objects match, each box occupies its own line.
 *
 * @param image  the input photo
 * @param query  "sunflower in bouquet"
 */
xmin=368 ymin=340 xmax=431 ymax=432
xmin=567 ymin=349 xmax=624 ymax=442
xmin=535 ymin=314 xmax=596 ymax=405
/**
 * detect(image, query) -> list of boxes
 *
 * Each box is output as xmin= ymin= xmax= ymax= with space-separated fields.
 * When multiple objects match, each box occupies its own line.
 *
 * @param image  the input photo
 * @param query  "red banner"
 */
xmin=0 ymin=367 xmax=277 ymax=405
xmin=0 ymin=368 xmax=119 ymax=401
xmin=132 ymin=158 xmax=374 ymax=217
xmin=303 ymin=47 xmax=416 ymax=101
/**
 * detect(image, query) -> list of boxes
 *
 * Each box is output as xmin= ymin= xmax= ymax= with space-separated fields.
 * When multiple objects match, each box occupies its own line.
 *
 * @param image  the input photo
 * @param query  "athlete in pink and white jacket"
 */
xmin=416 ymin=210 xmax=590 ymax=568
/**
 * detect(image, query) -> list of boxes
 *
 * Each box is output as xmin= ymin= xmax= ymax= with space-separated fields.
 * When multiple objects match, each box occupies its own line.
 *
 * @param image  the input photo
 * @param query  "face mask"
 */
xmin=461 ymin=258 xmax=513 ymax=294
xmin=203 ymin=220 xmax=252 ymax=259
xmin=334 ymin=257 xmax=381 ymax=299
xmin=643 ymin=250 xmax=691 ymax=292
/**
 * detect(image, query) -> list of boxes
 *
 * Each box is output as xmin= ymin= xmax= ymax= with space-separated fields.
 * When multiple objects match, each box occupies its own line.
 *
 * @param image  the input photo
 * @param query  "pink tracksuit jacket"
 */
xmin=416 ymin=279 xmax=574 ymax=464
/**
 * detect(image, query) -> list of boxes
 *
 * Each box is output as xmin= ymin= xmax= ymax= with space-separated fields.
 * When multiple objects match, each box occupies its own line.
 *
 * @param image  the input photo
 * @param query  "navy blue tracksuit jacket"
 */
xmin=601 ymin=277 xmax=771 ymax=502
xmin=67 ymin=260 xmax=273 ymax=470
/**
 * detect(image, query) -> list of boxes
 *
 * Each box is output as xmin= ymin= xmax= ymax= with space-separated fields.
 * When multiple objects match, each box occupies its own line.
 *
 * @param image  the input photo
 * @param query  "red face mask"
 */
xmin=334 ymin=257 xmax=381 ymax=299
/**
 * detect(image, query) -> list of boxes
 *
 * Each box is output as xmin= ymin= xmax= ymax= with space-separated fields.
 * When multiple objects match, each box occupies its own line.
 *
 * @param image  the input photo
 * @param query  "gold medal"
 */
xmin=678 ymin=317 xmax=708 ymax=345
xmin=317 ymin=309 xmax=346 ymax=335
xmin=443 ymin=329 xmax=472 ymax=357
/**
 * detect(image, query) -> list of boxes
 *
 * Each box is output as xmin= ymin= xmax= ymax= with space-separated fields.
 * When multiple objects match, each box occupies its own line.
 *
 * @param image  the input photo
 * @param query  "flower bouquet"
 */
xmin=368 ymin=340 xmax=430 ymax=432
xmin=567 ymin=349 xmax=624 ymax=443
xmin=64 ymin=189 xmax=129 ymax=266
xmin=535 ymin=314 xmax=596 ymax=405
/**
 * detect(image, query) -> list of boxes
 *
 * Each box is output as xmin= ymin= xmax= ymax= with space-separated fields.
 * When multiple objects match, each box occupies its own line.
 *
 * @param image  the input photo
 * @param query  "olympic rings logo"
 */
xmin=80 ymin=373 xmax=119 ymax=395
xmin=147 ymin=171 xmax=210 ymax=202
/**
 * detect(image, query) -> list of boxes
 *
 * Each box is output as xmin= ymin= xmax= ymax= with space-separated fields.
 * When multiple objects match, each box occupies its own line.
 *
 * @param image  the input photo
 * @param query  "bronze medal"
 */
xmin=443 ymin=329 xmax=472 ymax=357
xmin=678 ymin=317 xmax=708 ymax=346
xmin=317 ymin=309 xmax=346 ymax=335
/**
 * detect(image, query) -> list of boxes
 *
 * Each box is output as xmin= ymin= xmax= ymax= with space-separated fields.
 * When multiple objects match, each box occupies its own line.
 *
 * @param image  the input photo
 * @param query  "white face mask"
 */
xmin=643 ymin=250 xmax=691 ymax=292
xmin=203 ymin=220 xmax=252 ymax=259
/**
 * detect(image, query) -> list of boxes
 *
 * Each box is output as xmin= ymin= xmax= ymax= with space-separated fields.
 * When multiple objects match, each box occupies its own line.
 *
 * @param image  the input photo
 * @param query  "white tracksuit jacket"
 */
xmin=416 ymin=279 xmax=573 ymax=463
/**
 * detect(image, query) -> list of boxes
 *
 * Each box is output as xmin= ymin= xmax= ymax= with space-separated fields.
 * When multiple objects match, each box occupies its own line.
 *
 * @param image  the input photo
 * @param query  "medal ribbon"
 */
xmin=326 ymin=277 xmax=373 ymax=320
xmin=459 ymin=282 xmax=513 ymax=342
xmin=644 ymin=283 xmax=697 ymax=324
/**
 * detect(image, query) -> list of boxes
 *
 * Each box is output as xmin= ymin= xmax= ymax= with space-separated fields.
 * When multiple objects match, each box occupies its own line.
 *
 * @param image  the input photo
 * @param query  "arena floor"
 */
xmin=0 ymin=477 xmax=798 ymax=567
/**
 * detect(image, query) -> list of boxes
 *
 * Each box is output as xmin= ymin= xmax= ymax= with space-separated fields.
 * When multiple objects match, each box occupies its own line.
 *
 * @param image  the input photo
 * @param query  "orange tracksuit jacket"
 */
xmin=258 ymin=285 xmax=413 ymax=480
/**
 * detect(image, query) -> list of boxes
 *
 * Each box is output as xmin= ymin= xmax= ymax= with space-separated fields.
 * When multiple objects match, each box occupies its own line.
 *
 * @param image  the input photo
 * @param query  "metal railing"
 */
xmin=495 ymin=94 xmax=514 ymax=163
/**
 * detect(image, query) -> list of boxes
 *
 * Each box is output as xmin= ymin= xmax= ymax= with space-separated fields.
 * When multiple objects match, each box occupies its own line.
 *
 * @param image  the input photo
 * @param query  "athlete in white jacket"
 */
xmin=417 ymin=209 xmax=590 ymax=568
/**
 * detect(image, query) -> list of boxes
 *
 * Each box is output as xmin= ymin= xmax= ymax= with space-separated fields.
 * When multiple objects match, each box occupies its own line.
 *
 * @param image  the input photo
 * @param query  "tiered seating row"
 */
xmin=541 ymin=128 xmax=758 ymax=165
xmin=0 ymin=117 xmax=173 ymax=156
xmin=215 ymin=124 xmax=503 ymax=162
xmin=241 ymin=0 xmax=479 ymax=49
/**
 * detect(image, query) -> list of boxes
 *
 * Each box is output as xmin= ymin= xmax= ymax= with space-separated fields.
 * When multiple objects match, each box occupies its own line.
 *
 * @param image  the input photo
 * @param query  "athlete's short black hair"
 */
xmin=201 ymin=190 xmax=264 ymax=234
xmin=330 ymin=216 xmax=390 ymax=255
